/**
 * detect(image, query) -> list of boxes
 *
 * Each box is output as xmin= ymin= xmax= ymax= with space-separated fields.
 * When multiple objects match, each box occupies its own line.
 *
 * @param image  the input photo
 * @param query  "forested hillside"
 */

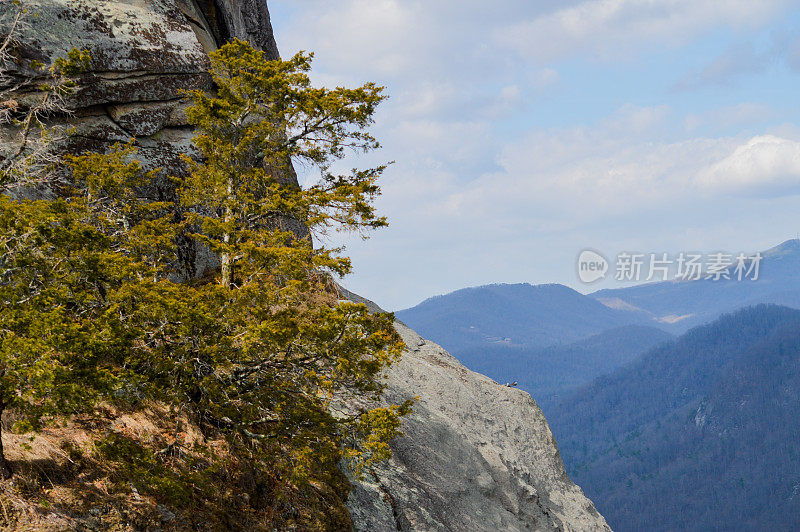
xmin=549 ymin=305 xmax=800 ymax=531
xmin=397 ymin=283 xmax=649 ymax=353
xmin=456 ymin=325 xmax=673 ymax=409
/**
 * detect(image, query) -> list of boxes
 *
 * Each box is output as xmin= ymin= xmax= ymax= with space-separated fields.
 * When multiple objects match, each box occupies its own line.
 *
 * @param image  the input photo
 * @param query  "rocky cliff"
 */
xmin=0 ymin=2 xmax=609 ymax=530
xmin=3 ymin=1 xmax=213 ymax=176
xmin=1 ymin=0 xmax=280 ymax=158
xmin=340 ymin=291 xmax=609 ymax=531
xmin=351 ymin=323 xmax=609 ymax=531
xmin=1 ymin=0 xmax=299 ymax=276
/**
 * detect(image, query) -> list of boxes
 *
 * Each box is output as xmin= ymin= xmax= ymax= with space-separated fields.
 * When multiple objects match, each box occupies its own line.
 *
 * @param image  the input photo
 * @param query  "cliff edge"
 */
xmin=342 ymin=290 xmax=609 ymax=531
xmin=348 ymin=321 xmax=609 ymax=531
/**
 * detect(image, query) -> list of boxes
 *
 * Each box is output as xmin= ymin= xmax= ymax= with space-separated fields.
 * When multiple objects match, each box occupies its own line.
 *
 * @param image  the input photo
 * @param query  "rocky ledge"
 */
xmin=343 ymin=290 xmax=610 ymax=531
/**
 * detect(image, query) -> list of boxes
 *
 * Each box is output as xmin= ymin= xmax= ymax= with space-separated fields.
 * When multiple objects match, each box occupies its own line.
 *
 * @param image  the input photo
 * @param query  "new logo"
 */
xmin=577 ymin=250 xmax=609 ymax=283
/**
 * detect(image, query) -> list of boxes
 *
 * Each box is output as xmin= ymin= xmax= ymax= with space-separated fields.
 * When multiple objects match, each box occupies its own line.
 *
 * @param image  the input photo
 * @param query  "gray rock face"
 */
xmin=0 ymin=0 xmax=301 ymax=276
xmin=339 ymin=289 xmax=609 ymax=531
xmin=1 ymin=0 xmax=283 ymax=178
xmin=2 ymin=0 xmax=213 ymax=176
xmin=346 ymin=319 xmax=611 ymax=532
xmin=209 ymin=0 xmax=280 ymax=57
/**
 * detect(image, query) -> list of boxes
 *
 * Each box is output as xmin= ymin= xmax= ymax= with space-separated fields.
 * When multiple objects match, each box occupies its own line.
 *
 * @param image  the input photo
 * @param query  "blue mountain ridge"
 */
xmin=547 ymin=304 xmax=800 ymax=532
xmin=397 ymin=238 xmax=800 ymax=357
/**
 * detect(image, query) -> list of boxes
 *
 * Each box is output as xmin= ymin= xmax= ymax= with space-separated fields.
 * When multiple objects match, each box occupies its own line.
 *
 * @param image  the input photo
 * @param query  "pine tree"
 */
xmin=180 ymin=39 xmax=389 ymax=288
xmin=0 ymin=35 xmax=408 ymax=522
xmin=0 ymin=144 xmax=166 ymax=479
xmin=146 ymin=38 xmax=411 ymax=484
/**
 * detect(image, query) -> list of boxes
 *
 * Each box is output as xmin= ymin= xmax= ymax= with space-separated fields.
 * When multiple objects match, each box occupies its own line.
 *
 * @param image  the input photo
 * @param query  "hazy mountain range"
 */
xmin=593 ymin=239 xmax=800 ymax=332
xmin=455 ymin=325 xmax=673 ymax=408
xmin=396 ymin=282 xmax=649 ymax=352
xmin=397 ymin=239 xmax=800 ymax=400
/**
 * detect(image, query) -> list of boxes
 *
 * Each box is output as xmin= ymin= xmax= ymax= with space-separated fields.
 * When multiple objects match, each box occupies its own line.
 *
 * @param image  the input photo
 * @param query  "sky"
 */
xmin=269 ymin=0 xmax=800 ymax=311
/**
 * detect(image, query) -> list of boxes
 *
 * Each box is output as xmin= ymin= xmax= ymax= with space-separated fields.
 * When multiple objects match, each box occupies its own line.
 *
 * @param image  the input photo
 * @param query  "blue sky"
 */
xmin=269 ymin=0 xmax=800 ymax=310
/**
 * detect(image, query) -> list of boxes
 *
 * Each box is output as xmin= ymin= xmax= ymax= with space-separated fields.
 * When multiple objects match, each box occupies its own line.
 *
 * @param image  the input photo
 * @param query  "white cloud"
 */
xmin=292 ymin=0 xmax=422 ymax=77
xmin=367 ymin=112 xmax=800 ymax=271
xmin=495 ymin=0 xmax=793 ymax=62
xmin=424 ymin=126 xmax=800 ymax=232
xmin=602 ymin=104 xmax=671 ymax=136
xmin=395 ymin=82 xmax=460 ymax=119
xmin=435 ymin=116 xmax=729 ymax=225
xmin=696 ymin=135 xmax=800 ymax=193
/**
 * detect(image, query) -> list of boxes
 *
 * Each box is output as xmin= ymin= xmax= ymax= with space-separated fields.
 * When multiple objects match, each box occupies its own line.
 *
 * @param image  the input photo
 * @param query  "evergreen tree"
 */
xmin=88 ymin=40 xmax=411 ymax=513
xmin=152 ymin=38 xmax=411 ymax=484
xmin=0 ymin=35 xmax=407 ymax=523
xmin=0 ymin=145 xmax=165 ymax=478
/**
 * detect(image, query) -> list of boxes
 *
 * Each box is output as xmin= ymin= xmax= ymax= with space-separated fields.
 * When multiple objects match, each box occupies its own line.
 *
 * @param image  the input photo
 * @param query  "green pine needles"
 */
xmin=0 ymin=38 xmax=410 ymax=526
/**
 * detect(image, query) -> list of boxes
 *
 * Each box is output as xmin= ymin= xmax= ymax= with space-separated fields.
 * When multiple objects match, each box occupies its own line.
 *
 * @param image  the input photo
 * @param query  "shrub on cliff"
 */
xmin=0 ymin=35 xmax=409 ymax=528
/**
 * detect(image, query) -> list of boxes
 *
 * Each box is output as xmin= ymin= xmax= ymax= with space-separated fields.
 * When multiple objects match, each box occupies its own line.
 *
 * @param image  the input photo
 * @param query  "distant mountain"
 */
xmin=456 ymin=325 xmax=673 ymax=409
xmin=396 ymin=283 xmax=650 ymax=353
xmin=399 ymin=241 xmax=800 ymax=354
xmin=590 ymin=239 xmax=800 ymax=332
xmin=548 ymin=305 xmax=800 ymax=532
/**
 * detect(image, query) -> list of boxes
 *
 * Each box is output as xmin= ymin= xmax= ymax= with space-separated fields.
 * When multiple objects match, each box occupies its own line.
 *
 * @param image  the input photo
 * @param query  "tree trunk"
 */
xmin=220 ymin=229 xmax=231 ymax=288
xmin=221 ymin=177 xmax=233 ymax=288
xmin=0 ymin=407 xmax=12 ymax=480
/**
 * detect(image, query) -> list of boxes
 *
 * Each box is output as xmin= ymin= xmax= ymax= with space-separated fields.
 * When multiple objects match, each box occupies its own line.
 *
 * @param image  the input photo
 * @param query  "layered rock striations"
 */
xmin=4 ymin=1 xmax=211 ymax=176
xmin=2 ymin=0 xmax=282 ymax=154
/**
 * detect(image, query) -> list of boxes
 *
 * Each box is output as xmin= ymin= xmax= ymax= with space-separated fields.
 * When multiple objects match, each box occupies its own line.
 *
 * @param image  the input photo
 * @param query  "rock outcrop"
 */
xmin=1 ymin=0 xmax=282 ymax=159
xmin=1 ymin=2 xmax=610 ymax=530
xmin=342 ymin=290 xmax=610 ymax=531
xmin=3 ymin=1 xmax=211 ymax=176
xmin=1 ymin=0 xmax=299 ymax=276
